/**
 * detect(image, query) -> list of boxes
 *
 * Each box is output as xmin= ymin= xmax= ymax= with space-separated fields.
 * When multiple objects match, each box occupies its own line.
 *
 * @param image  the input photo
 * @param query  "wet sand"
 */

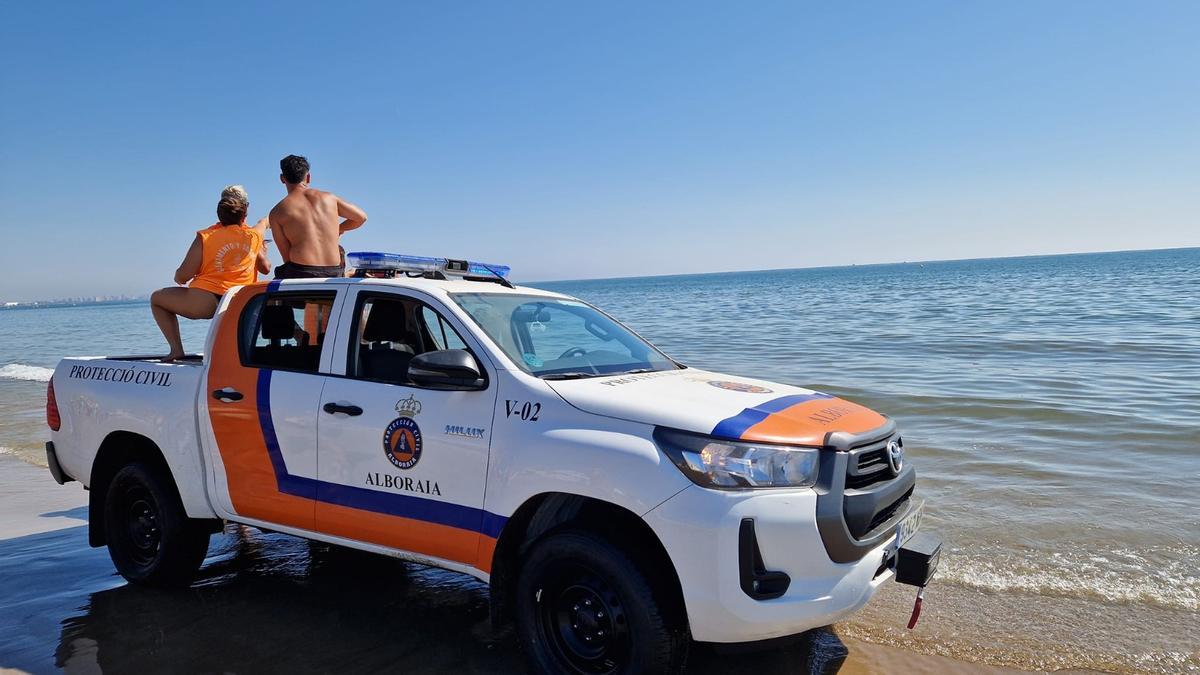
xmin=0 ymin=455 xmax=1038 ymax=674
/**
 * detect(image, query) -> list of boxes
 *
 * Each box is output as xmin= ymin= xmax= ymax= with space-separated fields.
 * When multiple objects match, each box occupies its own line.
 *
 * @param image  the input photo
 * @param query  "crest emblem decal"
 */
xmin=383 ymin=395 xmax=424 ymax=470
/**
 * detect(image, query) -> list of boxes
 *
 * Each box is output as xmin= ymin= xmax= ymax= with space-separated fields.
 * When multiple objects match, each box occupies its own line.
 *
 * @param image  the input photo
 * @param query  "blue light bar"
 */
xmin=347 ymin=252 xmax=511 ymax=279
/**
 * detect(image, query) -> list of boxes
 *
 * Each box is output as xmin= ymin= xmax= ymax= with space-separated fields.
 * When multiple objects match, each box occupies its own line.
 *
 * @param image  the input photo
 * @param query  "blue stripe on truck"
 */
xmin=710 ymin=392 xmax=834 ymax=441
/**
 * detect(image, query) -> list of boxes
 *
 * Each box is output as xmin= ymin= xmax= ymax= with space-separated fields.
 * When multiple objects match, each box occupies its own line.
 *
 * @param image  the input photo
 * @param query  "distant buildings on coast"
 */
xmin=0 ymin=295 xmax=148 ymax=310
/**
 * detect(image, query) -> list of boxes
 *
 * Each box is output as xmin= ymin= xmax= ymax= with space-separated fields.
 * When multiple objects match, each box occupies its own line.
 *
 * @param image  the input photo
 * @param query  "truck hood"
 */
xmin=545 ymin=368 xmax=888 ymax=445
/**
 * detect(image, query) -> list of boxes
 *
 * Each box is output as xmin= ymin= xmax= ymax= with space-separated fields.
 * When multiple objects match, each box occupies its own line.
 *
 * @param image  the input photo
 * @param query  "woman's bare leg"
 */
xmin=151 ymin=287 xmax=219 ymax=361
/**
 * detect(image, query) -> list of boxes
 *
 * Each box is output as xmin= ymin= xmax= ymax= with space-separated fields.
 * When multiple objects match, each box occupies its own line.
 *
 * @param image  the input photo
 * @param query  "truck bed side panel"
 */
xmin=49 ymin=357 xmax=217 ymax=519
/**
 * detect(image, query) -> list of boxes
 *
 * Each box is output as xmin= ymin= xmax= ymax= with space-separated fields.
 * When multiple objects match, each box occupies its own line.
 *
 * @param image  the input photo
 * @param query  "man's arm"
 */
xmin=269 ymin=208 xmax=293 ymax=263
xmin=253 ymin=217 xmax=273 ymax=273
xmin=174 ymin=235 xmax=203 ymax=285
xmin=255 ymin=248 xmax=272 ymax=275
xmin=335 ymin=195 xmax=367 ymax=233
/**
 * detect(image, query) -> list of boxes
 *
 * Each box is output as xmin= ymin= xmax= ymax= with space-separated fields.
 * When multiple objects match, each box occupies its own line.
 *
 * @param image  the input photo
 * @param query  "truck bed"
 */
xmin=50 ymin=355 xmax=216 ymax=519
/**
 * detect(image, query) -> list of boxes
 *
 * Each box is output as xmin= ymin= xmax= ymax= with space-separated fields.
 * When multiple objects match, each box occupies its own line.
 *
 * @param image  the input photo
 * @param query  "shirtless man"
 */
xmin=269 ymin=154 xmax=367 ymax=278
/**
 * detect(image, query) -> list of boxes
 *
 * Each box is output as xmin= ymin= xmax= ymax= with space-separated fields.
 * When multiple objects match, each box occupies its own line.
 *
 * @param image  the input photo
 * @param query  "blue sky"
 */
xmin=0 ymin=1 xmax=1196 ymax=301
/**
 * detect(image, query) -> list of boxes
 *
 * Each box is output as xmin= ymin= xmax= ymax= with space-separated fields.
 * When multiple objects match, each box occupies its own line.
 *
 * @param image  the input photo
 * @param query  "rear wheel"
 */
xmin=516 ymin=530 xmax=687 ymax=675
xmin=103 ymin=462 xmax=210 ymax=587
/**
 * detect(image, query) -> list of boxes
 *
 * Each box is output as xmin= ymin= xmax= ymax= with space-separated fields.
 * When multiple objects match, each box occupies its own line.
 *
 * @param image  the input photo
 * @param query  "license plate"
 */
xmin=895 ymin=500 xmax=923 ymax=546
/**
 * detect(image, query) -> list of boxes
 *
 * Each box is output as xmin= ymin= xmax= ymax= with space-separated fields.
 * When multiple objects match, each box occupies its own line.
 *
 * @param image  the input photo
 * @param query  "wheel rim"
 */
xmin=119 ymin=483 xmax=161 ymax=567
xmin=536 ymin=563 xmax=630 ymax=674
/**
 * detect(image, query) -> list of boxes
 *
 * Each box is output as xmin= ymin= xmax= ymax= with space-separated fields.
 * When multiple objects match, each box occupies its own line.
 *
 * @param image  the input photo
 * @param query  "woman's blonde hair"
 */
xmin=217 ymin=184 xmax=249 ymax=224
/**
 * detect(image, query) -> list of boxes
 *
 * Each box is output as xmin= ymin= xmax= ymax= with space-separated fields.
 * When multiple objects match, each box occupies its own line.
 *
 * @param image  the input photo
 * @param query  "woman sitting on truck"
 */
xmin=151 ymin=185 xmax=271 ymax=362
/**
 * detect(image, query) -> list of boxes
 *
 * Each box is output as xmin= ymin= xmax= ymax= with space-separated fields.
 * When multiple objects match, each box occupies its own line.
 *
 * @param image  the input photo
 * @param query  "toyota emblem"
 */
xmin=887 ymin=440 xmax=904 ymax=474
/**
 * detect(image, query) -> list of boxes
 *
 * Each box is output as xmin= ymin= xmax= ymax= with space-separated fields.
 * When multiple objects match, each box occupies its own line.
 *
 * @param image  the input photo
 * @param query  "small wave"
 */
xmin=0 ymin=446 xmax=48 ymax=467
xmin=0 ymin=363 xmax=54 ymax=382
xmin=939 ymin=546 xmax=1200 ymax=612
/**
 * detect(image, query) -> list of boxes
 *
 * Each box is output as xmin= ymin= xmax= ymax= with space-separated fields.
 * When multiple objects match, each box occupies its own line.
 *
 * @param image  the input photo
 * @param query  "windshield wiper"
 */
xmin=540 ymin=371 xmax=600 ymax=380
xmin=544 ymin=368 xmax=662 ymax=380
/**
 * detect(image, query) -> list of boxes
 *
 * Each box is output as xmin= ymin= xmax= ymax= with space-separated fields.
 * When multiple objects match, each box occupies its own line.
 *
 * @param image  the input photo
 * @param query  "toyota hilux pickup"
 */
xmin=44 ymin=252 xmax=939 ymax=674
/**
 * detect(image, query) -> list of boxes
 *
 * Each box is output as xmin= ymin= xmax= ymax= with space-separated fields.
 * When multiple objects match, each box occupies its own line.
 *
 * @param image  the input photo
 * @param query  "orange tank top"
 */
xmin=189 ymin=224 xmax=263 ymax=296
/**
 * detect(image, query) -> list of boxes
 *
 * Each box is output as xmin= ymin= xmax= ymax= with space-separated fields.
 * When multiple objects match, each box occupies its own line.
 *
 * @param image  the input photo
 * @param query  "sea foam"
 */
xmin=939 ymin=545 xmax=1200 ymax=612
xmin=0 ymin=364 xmax=54 ymax=383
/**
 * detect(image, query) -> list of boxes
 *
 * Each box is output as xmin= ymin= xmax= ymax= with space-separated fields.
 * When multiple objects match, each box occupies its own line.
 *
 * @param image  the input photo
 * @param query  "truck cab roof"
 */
xmin=264 ymin=275 xmax=571 ymax=301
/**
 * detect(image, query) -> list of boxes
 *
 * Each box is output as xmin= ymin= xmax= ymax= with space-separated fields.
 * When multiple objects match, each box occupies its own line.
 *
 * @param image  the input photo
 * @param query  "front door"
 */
xmin=205 ymin=283 xmax=341 ymax=531
xmin=315 ymin=289 xmax=497 ymax=568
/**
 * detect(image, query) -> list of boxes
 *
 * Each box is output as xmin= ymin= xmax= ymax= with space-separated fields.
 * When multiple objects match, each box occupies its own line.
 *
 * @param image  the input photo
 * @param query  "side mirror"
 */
xmin=408 ymin=349 xmax=486 ymax=390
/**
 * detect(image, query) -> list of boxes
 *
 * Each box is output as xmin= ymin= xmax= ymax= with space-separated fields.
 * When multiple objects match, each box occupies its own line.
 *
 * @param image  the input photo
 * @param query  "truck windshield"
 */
xmin=450 ymin=293 xmax=680 ymax=378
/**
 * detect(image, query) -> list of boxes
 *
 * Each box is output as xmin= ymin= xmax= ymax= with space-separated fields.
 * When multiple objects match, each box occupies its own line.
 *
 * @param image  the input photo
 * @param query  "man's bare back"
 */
xmin=269 ymin=154 xmax=367 ymax=270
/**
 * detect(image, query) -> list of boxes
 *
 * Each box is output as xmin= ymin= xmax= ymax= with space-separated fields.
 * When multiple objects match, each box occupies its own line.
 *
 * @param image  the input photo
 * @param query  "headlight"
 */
xmin=653 ymin=428 xmax=819 ymax=489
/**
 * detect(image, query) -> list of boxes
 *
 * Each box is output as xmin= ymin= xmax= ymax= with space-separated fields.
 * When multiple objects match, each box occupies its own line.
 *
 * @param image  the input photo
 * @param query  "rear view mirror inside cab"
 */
xmin=512 ymin=304 xmax=552 ymax=323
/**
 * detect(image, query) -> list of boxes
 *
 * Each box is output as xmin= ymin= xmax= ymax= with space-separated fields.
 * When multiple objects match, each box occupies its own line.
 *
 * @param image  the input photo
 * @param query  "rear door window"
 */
xmin=239 ymin=292 xmax=337 ymax=373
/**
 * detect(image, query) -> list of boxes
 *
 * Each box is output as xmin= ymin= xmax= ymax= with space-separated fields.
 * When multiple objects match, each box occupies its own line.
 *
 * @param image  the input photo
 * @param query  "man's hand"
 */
xmin=335 ymin=195 xmax=367 ymax=233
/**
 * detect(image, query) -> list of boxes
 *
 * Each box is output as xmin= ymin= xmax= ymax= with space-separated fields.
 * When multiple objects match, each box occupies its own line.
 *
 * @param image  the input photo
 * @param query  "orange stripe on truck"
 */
xmin=207 ymin=283 xmax=316 ymax=531
xmin=741 ymin=398 xmax=886 ymax=445
xmin=712 ymin=392 xmax=887 ymax=446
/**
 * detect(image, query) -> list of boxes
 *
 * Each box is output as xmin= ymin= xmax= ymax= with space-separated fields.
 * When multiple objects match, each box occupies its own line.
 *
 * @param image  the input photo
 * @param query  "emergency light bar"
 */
xmin=346 ymin=251 xmax=511 ymax=279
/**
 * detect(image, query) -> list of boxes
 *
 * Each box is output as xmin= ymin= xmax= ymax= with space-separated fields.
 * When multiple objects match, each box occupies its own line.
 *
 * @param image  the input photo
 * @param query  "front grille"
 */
xmin=866 ymin=487 xmax=913 ymax=533
xmin=844 ymin=437 xmax=898 ymax=489
xmin=838 ymin=431 xmax=914 ymax=539
xmin=813 ymin=417 xmax=908 ymax=563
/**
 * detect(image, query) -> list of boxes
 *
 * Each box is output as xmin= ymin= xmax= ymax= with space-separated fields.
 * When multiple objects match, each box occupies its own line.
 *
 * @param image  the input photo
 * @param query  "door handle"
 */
xmin=323 ymin=402 xmax=363 ymax=417
xmin=212 ymin=388 xmax=244 ymax=402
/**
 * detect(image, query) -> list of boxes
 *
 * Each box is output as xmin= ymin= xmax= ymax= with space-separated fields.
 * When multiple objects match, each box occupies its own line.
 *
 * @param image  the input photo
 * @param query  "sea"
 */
xmin=1 ymin=247 xmax=1197 ymax=673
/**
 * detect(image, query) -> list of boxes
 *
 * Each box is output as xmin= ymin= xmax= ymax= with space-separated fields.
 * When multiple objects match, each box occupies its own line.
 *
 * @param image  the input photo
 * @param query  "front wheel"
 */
xmin=516 ymin=530 xmax=688 ymax=675
xmin=103 ymin=462 xmax=210 ymax=587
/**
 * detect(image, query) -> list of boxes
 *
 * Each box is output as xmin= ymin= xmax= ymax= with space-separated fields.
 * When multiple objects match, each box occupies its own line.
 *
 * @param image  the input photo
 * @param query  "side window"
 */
xmin=420 ymin=307 xmax=468 ymax=351
xmin=240 ymin=293 xmax=336 ymax=373
xmin=351 ymin=295 xmax=472 ymax=386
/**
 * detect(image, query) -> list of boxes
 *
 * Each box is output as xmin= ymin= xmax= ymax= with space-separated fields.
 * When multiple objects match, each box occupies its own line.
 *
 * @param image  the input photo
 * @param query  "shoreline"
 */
xmin=0 ymin=453 xmax=1032 ymax=674
xmin=4 ymin=246 xmax=1196 ymax=306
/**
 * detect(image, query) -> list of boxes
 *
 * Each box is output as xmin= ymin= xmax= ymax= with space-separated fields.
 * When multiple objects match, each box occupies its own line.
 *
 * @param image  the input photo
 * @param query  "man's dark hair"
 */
xmin=280 ymin=154 xmax=310 ymax=184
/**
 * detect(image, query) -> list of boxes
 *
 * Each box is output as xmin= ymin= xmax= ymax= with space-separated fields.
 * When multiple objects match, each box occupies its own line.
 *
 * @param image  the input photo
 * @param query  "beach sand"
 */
xmin=0 ymin=454 xmax=1044 ymax=674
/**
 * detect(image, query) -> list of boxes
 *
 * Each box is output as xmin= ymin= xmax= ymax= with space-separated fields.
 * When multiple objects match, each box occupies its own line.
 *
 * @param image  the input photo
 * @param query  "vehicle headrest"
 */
xmin=261 ymin=304 xmax=296 ymax=341
xmin=363 ymin=300 xmax=409 ymax=342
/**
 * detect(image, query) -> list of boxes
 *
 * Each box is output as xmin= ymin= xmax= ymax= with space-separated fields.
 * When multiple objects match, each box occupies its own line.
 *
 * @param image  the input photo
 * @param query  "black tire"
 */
xmin=516 ymin=530 xmax=688 ymax=675
xmin=103 ymin=462 xmax=210 ymax=588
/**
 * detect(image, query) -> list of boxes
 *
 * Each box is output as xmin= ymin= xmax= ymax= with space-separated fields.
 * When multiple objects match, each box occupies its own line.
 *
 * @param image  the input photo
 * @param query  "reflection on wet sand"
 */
xmin=0 ymin=456 xmax=1021 ymax=675
xmin=48 ymin=525 xmax=850 ymax=674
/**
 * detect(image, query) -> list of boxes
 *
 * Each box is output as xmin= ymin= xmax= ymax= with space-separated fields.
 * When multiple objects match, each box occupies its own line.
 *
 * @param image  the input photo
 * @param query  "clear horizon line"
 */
xmin=520 ymin=244 xmax=1199 ymax=286
xmin=4 ymin=243 xmax=1196 ymax=305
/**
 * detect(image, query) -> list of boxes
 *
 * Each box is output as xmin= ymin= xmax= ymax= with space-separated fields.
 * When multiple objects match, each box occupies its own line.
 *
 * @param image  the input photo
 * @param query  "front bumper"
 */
xmin=645 ymin=485 xmax=908 ymax=643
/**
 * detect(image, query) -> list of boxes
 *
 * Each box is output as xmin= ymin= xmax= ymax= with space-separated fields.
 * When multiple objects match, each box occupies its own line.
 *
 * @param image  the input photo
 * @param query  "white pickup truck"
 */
xmin=45 ymin=253 xmax=939 ymax=674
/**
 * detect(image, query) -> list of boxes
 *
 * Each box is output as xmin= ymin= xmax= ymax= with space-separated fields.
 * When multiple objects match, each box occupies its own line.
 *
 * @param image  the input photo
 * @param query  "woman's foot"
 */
xmin=161 ymin=351 xmax=185 ymax=363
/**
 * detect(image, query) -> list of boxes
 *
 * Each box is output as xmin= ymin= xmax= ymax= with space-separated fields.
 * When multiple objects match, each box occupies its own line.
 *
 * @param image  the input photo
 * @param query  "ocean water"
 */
xmin=1 ymin=248 xmax=1197 ymax=673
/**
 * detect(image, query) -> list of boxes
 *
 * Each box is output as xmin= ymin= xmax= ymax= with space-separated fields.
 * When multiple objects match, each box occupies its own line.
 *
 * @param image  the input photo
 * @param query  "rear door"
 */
xmin=204 ymin=282 xmax=344 ymax=531
xmin=314 ymin=287 xmax=498 ymax=569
